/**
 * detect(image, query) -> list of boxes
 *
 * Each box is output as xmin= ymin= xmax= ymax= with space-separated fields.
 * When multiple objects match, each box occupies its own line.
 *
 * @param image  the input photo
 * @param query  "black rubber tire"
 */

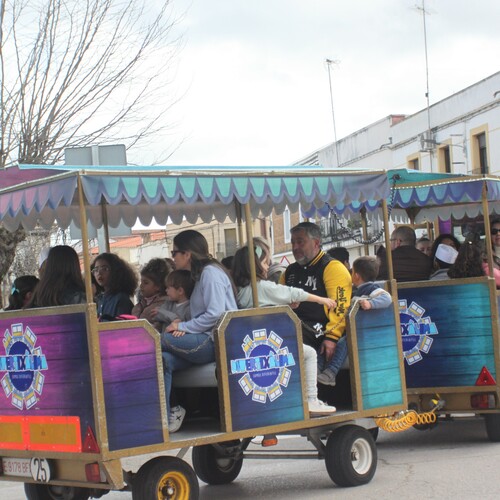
xmin=485 ymin=413 xmax=500 ymax=442
xmin=24 ymin=484 xmax=90 ymax=500
xmin=325 ymin=425 xmax=377 ymax=487
xmin=132 ymin=456 xmax=199 ymax=500
xmin=192 ymin=440 xmax=243 ymax=485
xmin=368 ymin=427 xmax=379 ymax=442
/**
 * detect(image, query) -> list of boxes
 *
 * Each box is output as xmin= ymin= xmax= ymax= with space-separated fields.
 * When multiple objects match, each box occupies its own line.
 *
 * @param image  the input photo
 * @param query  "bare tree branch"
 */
xmin=1 ymin=0 xmax=183 ymax=168
xmin=0 ymin=0 xmax=185 ymax=290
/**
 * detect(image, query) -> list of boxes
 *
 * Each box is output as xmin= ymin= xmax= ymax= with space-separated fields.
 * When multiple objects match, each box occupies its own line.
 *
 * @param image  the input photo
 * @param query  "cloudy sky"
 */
xmin=155 ymin=0 xmax=500 ymax=167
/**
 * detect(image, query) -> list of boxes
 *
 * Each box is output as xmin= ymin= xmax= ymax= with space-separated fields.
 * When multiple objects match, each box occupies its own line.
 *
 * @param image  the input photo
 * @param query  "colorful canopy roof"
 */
xmin=388 ymin=168 xmax=500 ymax=222
xmin=0 ymin=165 xmax=390 ymax=231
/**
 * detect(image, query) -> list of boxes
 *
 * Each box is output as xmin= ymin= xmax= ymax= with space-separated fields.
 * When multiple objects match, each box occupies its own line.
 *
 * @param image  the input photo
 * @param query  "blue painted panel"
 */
xmin=353 ymin=306 xmax=405 ymax=409
xmin=224 ymin=313 xmax=305 ymax=431
xmin=399 ymin=283 xmax=495 ymax=388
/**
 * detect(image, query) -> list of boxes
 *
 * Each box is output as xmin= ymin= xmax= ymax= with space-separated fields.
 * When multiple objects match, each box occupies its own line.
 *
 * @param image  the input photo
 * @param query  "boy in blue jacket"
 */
xmin=318 ymin=256 xmax=392 ymax=386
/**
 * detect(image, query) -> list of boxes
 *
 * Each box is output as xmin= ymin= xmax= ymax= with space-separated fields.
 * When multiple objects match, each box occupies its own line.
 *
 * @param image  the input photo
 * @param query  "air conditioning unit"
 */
xmin=419 ymin=130 xmax=436 ymax=151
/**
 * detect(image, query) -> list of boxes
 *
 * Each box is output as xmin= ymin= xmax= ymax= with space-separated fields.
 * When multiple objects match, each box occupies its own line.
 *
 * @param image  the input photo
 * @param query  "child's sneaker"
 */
xmin=317 ymin=368 xmax=336 ymax=386
xmin=308 ymin=398 xmax=336 ymax=416
xmin=169 ymin=405 xmax=186 ymax=433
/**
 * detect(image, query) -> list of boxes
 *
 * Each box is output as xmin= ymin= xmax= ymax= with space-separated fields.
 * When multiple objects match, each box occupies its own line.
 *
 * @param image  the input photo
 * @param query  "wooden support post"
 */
xmin=244 ymin=203 xmax=259 ymax=308
xmin=382 ymin=199 xmax=394 ymax=282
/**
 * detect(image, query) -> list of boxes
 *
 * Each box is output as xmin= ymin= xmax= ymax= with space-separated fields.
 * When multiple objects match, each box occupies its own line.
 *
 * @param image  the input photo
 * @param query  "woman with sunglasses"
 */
xmin=91 ymin=252 xmax=138 ymax=321
xmin=482 ymin=219 xmax=500 ymax=287
xmin=162 ymin=230 xmax=238 ymax=432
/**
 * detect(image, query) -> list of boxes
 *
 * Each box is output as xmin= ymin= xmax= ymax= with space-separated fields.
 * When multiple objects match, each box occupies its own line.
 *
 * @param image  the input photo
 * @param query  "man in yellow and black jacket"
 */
xmin=281 ymin=222 xmax=352 ymax=364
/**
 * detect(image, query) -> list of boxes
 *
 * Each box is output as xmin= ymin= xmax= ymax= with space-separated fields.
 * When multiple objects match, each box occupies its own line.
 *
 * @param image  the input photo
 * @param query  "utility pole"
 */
xmin=416 ymin=0 xmax=434 ymax=171
xmin=326 ymin=58 xmax=341 ymax=168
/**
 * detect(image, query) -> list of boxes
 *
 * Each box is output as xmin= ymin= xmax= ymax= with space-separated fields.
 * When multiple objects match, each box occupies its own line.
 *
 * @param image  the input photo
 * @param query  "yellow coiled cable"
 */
xmin=374 ymin=408 xmax=437 ymax=432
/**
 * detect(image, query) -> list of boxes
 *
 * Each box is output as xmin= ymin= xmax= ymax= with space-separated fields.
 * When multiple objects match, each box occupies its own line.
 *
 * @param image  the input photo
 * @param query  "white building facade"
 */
xmin=298 ymin=71 xmax=500 ymax=177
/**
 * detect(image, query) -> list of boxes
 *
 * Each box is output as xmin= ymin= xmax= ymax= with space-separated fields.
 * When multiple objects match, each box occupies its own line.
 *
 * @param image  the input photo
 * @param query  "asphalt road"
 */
xmin=2 ymin=417 xmax=500 ymax=499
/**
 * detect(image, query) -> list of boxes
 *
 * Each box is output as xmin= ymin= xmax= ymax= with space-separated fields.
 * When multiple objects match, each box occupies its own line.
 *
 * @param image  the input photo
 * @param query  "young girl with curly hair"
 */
xmin=91 ymin=252 xmax=138 ymax=321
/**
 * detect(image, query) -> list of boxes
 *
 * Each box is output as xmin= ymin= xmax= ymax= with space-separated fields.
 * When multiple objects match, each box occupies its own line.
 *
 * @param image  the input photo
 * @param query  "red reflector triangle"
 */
xmin=83 ymin=426 xmax=100 ymax=453
xmin=475 ymin=366 xmax=496 ymax=386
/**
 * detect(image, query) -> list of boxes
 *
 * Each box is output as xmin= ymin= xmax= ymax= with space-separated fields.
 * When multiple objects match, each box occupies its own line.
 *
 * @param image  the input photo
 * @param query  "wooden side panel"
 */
xmin=398 ymin=281 xmax=496 ymax=388
xmin=355 ymin=305 xmax=405 ymax=410
xmin=217 ymin=308 xmax=306 ymax=432
xmin=99 ymin=323 xmax=166 ymax=451
xmin=0 ymin=308 xmax=94 ymax=449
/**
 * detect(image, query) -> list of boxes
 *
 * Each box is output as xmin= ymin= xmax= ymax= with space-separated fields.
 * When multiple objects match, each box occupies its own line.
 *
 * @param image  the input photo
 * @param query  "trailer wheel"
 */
xmin=132 ymin=456 xmax=199 ymax=500
xmin=24 ymin=484 xmax=90 ymax=500
xmin=368 ymin=427 xmax=379 ymax=442
xmin=325 ymin=425 xmax=377 ymax=487
xmin=192 ymin=440 xmax=243 ymax=485
xmin=484 ymin=414 xmax=500 ymax=442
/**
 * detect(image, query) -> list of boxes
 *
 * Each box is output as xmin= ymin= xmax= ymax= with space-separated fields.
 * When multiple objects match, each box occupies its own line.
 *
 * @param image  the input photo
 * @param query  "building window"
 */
xmin=477 ymin=133 xmax=488 ymax=174
xmin=471 ymin=125 xmax=489 ymax=175
xmin=224 ymin=228 xmax=237 ymax=257
xmin=407 ymin=155 xmax=419 ymax=170
xmin=438 ymin=145 xmax=451 ymax=173
xmin=283 ymin=207 xmax=291 ymax=243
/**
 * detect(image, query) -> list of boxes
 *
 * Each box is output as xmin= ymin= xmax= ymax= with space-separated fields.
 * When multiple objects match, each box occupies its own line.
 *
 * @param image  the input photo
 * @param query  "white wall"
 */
xmin=299 ymin=71 xmax=500 ymax=176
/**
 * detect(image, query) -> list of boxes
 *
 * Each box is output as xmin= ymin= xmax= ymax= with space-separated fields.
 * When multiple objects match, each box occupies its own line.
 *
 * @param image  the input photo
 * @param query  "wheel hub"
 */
xmin=351 ymin=438 xmax=372 ymax=475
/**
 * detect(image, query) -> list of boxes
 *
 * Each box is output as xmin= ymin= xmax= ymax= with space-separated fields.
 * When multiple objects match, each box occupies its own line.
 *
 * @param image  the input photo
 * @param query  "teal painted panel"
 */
xmin=358 ymin=345 xmax=400 ymax=372
xmin=428 ymin=334 xmax=493 ymax=357
xmin=399 ymin=282 xmax=496 ymax=388
xmin=363 ymin=390 xmax=404 ymax=410
xmin=361 ymin=367 xmax=404 ymax=395
xmin=351 ymin=305 xmax=405 ymax=410
xmin=357 ymin=328 xmax=400 ymax=350
xmin=421 ymin=354 xmax=495 ymax=376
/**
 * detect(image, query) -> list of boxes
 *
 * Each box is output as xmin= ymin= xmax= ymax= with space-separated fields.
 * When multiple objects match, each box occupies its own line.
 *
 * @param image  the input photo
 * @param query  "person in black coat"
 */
xmin=377 ymin=226 xmax=433 ymax=282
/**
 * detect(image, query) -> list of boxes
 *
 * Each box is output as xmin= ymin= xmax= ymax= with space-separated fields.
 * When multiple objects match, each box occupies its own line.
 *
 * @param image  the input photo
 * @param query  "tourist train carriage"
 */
xmin=0 ymin=165 xmax=406 ymax=499
xmin=388 ymin=169 xmax=500 ymax=440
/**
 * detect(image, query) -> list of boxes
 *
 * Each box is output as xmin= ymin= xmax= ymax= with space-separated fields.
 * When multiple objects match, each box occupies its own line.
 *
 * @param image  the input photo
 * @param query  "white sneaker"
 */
xmin=308 ymin=398 xmax=336 ymax=417
xmin=169 ymin=405 xmax=186 ymax=433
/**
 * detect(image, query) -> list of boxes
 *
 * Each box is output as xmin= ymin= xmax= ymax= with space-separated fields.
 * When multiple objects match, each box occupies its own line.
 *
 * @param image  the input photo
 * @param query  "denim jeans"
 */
xmin=161 ymin=332 xmax=215 ymax=413
xmin=318 ymin=335 xmax=348 ymax=376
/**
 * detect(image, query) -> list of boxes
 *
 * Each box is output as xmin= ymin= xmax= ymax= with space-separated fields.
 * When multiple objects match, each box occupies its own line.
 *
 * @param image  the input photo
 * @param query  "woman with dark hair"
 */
xmin=449 ymin=233 xmax=485 ymax=279
xmin=162 ymin=230 xmax=237 ymax=432
xmin=29 ymin=246 xmax=86 ymax=307
xmin=430 ymin=233 xmax=461 ymax=263
xmin=91 ymin=252 xmax=138 ymax=321
xmin=482 ymin=218 xmax=500 ymax=287
xmin=5 ymin=275 xmax=39 ymax=310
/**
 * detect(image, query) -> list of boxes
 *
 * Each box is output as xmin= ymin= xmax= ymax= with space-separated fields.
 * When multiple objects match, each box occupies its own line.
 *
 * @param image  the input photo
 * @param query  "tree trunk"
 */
xmin=0 ymin=226 xmax=26 ymax=304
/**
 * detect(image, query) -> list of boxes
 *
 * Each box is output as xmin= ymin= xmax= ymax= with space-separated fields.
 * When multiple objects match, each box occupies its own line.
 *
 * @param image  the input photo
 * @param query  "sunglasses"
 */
xmin=171 ymin=250 xmax=185 ymax=257
xmin=491 ymin=228 xmax=500 ymax=235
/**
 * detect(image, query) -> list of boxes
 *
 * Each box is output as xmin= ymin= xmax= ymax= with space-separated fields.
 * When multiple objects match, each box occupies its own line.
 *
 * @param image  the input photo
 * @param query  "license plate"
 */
xmin=1 ymin=457 xmax=51 ymax=482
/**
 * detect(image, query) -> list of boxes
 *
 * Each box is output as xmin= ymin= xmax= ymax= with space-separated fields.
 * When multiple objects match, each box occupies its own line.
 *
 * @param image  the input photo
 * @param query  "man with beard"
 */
xmin=282 ymin=222 xmax=352 ymax=377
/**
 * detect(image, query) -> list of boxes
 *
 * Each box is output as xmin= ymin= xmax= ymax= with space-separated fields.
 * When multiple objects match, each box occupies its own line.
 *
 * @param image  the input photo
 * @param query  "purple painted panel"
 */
xmin=0 ymin=166 xmax=64 ymax=189
xmin=99 ymin=326 xmax=164 ymax=451
xmin=0 ymin=311 xmax=95 ymax=442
